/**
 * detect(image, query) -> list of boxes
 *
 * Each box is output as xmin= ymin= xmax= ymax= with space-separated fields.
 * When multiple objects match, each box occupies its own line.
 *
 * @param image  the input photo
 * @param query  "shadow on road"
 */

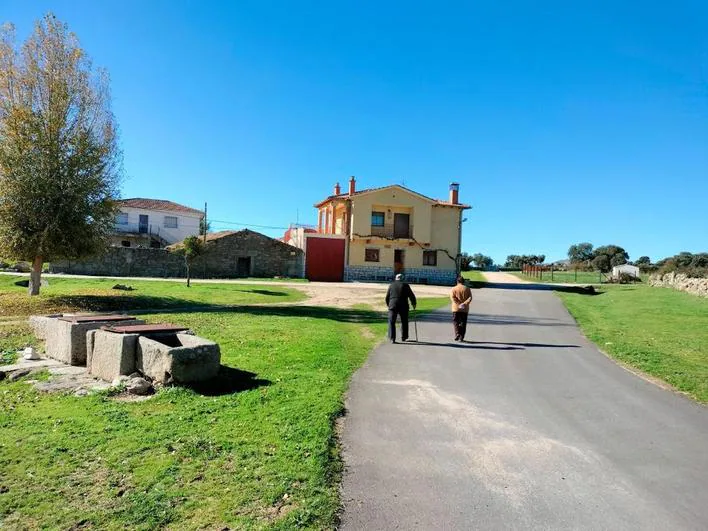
xmin=407 ymin=340 xmax=580 ymax=350
xmin=417 ymin=311 xmax=573 ymax=327
xmin=481 ymin=282 xmax=597 ymax=295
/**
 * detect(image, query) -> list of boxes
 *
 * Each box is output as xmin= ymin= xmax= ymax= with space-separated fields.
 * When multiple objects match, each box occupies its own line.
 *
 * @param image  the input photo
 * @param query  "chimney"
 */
xmin=334 ymin=182 xmax=341 ymax=195
xmin=349 ymin=176 xmax=356 ymax=196
xmin=449 ymin=182 xmax=460 ymax=204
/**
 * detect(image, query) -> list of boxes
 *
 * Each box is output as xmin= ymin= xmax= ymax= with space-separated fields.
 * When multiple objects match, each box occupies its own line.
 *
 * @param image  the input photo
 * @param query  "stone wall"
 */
xmin=345 ymin=265 xmax=456 ymax=286
xmin=51 ymin=229 xmax=304 ymax=279
xmin=649 ymin=272 xmax=708 ymax=297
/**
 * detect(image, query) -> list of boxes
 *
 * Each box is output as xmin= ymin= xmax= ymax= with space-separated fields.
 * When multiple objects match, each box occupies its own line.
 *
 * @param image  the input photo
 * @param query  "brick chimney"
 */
xmin=334 ymin=182 xmax=341 ymax=195
xmin=349 ymin=176 xmax=356 ymax=196
xmin=449 ymin=182 xmax=460 ymax=204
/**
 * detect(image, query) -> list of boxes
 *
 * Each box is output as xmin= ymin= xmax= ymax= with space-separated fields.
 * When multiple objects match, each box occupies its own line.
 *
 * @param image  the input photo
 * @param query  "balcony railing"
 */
xmin=114 ymin=223 xmax=161 ymax=237
xmin=370 ymin=223 xmax=413 ymax=239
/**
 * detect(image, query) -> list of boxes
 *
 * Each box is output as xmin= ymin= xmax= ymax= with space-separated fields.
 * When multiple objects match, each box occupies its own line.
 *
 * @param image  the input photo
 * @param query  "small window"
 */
xmin=371 ymin=212 xmax=385 ymax=227
xmin=423 ymin=250 xmax=437 ymax=266
xmin=164 ymin=216 xmax=178 ymax=228
xmin=365 ymin=248 xmax=380 ymax=262
xmin=116 ymin=212 xmax=128 ymax=225
xmin=121 ymin=240 xmax=131 ymax=247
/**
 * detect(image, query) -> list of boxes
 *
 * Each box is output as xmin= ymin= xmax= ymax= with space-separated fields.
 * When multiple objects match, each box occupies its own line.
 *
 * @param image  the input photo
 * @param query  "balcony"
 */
xmin=114 ymin=223 xmax=161 ymax=237
xmin=370 ymin=223 xmax=413 ymax=239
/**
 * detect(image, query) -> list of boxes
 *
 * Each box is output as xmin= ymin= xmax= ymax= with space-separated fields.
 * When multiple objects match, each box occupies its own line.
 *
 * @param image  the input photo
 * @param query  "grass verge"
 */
xmin=461 ymin=270 xmax=487 ymax=283
xmin=512 ymin=270 xmax=607 ymax=284
xmin=0 ymin=289 xmax=447 ymax=529
xmin=0 ymin=275 xmax=306 ymax=319
xmin=557 ymin=284 xmax=708 ymax=402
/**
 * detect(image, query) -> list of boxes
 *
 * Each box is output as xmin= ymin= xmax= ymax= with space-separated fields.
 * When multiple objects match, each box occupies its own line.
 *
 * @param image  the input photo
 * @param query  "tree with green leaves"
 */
xmin=568 ymin=242 xmax=594 ymax=265
xmin=179 ymin=236 xmax=204 ymax=287
xmin=471 ymin=253 xmax=494 ymax=270
xmin=199 ymin=218 xmax=211 ymax=236
xmin=593 ymin=245 xmax=629 ymax=271
xmin=0 ymin=14 xmax=121 ymax=295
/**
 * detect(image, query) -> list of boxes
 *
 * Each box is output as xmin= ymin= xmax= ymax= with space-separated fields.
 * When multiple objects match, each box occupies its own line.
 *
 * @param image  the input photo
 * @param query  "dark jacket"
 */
xmin=385 ymin=280 xmax=417 ymax=311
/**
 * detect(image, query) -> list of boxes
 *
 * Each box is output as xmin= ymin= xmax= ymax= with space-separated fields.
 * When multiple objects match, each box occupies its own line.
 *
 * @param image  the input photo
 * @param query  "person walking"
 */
xmin=450 ymin=275 xmax=472 ymax=341
xmin=385 ymin=273 xmax=417 ymax=343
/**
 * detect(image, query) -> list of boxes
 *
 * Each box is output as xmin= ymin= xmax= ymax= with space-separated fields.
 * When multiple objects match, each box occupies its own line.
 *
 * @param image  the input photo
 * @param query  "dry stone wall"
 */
xmin=50 ymin=230 xmax=304 ymax=279
xmin=649 ymin=272 xmax=708 ymax=297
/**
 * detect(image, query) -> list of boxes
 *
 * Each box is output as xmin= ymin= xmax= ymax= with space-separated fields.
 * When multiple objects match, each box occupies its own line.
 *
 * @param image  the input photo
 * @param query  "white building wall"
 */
xmin=114 ymin=207 xmax=202 ymax=244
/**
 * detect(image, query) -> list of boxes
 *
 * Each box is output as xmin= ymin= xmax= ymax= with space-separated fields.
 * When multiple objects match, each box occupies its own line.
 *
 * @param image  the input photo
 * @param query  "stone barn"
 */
xmin=51 ymin=229 xmax=304 ymax=279
xmin=189 ymin=229 xmax=304 ymax=279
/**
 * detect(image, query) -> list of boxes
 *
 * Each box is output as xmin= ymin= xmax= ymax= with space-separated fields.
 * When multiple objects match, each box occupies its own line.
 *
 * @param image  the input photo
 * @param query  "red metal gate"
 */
xmin=306 ymin=237 xmax=345 ymax=282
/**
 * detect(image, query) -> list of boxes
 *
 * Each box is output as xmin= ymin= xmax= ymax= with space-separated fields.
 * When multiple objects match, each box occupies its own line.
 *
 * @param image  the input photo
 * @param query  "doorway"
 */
xmin=394 ymin=249 xmax=404 ymax=275
xmin=237 ymin=257 xmax=251 ymax=277
xmin=393 ymin=213 xmax=410 ymax=238
xmin=138 ymin=214 xmax=149 ymax=234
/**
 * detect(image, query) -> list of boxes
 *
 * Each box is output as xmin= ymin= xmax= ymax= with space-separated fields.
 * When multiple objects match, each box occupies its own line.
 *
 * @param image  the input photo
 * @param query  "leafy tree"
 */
xmin=504 ymin=254 xmax=545 ymax=269
xmin=593 ymin=245 xmax=629 ymax=270
xmin=634 ymin=256 xmax=651 ymax=266
xmin=592 ymin=254 xmax=611 ymax=273
xmin=199 ymin=218 xmax=211 ymax=236
xmin=0 ymin=15 xmax=121 ymax=295
xmin=568 ymin=242 xmax=594 ymax=264
xmin=179 ymin=236 xmax=204 ymax=287
xmin=471 ymin=253 xmax=494 ymax=270
xmin=459 ymin=252 xmax=472 ymax=271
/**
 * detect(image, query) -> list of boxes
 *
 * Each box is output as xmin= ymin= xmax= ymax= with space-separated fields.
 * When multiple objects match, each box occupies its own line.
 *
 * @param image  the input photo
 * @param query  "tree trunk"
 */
xmin=186 ymin=261 xmax=191 ymax=288
xmin=29 ymin=255 xmax=43 ymax=296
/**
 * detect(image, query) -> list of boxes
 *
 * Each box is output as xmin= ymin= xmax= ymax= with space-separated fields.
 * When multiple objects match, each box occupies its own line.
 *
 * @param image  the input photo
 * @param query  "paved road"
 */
xmin=340 ymin=285 xmax=708 ymax=530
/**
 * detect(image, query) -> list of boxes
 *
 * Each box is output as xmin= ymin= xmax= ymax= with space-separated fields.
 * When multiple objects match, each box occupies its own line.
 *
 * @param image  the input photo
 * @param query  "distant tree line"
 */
xmin=503 ymin=255 xmax=546 ymax=269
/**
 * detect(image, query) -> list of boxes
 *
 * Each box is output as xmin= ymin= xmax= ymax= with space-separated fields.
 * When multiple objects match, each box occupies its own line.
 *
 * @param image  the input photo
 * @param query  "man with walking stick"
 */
xmin=385 ymin=273 xmax=417 ymax=343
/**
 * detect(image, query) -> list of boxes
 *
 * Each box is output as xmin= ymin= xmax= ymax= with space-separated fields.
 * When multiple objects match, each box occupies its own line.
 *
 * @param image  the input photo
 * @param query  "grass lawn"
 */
xmin=461 ymin=270 xmax=487 ymax=283
xmin=557 ymin=284 xmax=708 ymax=403
xmin=0 ymin=276 xmax=447 ymax=529
xmin=0 ymin=275 xmax=307 ymax=319
xmin=512 ymin=270 xmax=607 ymax=284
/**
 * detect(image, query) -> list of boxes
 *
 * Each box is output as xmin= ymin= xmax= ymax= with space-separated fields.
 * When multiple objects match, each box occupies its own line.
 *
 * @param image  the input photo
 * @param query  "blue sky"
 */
xmin=3 ymin=0 xmax=707 ymax=264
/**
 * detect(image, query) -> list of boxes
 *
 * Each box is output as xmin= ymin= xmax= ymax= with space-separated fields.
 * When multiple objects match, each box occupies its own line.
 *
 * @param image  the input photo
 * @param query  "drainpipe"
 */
xmin=456 ymin=208 xmax=463 ymax=276
xmin=344 ymin=200 xmax=352 ymax=278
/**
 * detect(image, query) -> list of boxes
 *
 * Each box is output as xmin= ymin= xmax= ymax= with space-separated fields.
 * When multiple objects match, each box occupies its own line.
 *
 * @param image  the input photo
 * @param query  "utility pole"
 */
xmin=203 ymin=202 xmax=207 ymax=244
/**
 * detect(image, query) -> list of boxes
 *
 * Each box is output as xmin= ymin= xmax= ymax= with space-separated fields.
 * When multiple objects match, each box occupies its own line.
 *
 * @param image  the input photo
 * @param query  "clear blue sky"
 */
xmin=3 ymin=0 xmax=707 ymax=264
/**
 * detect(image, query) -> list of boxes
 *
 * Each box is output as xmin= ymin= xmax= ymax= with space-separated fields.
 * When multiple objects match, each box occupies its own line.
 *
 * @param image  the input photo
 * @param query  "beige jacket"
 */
xmin=450 ymin=283 xmax=472 ymax=312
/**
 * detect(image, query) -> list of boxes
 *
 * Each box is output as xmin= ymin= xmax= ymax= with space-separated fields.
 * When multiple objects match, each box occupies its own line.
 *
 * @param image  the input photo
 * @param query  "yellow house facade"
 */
xmin=314 ymin=178 xmax=470 ymax=285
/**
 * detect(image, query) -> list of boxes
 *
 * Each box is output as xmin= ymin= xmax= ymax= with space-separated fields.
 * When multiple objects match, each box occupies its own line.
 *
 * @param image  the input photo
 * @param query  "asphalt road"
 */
xmin=340 ymin=285 xmax=708 ymax=530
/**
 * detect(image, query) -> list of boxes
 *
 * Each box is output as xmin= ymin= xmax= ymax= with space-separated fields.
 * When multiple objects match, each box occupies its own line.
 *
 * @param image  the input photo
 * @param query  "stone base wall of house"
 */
xmin=649 ymin=272 xmax=708 ymax=297
xmin=344 ymin=265 xmax=456 ymax=286
xmin=50 ymin=230 xmax=305 ymax=279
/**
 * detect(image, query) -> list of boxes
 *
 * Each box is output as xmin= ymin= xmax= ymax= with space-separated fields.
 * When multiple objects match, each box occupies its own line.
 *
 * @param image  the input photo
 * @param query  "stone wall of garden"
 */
xmin=50 ymin=230 xmax=304 ymax=279
xmin=649 ymin=272 xmax=708 ymax=297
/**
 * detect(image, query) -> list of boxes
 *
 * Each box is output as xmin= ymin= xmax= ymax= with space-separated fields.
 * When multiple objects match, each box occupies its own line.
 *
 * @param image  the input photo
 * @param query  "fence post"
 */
xmin=551 ymin=265 xmax=554 ymax=282
xmin=575 ymin=269 xmax=577 ymax=282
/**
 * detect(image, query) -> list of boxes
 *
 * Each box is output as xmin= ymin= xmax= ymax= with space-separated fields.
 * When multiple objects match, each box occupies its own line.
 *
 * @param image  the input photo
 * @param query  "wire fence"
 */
xmin=521 ymin=265 xmax=610 ymax=284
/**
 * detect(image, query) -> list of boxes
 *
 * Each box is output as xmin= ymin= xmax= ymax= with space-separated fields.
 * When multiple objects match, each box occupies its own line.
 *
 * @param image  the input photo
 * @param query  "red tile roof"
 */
xmin=314 ymin=184 xmax=471 ymax=209
xmin=117 ymin=198 xmax=204 ymax=217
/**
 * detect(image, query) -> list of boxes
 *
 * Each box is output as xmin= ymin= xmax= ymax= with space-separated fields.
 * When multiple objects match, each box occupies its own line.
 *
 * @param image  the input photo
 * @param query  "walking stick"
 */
xmin=413 ymin=308 xmax=419 ymax=342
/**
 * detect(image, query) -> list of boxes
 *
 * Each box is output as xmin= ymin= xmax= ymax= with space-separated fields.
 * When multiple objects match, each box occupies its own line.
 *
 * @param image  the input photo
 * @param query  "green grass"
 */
xmin=0 ymin=275 xmax=306 ymax=319
xmin=461 ymin=270 xmax=487 ymax=282
xmin=0 ymin=276 xmax=448 ymax=529
xmin=512 ymin=270 xmax=607 ymax=284
xmin=557 ymin=284 xmax=708 ymax=402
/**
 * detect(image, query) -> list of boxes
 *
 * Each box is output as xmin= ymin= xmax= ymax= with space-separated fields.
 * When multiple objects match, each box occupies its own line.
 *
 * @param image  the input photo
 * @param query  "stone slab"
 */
xmin=88 ymin=330 xmax=140 ymax=381
xmin=137 ymin=333 xmax=220 ymax=384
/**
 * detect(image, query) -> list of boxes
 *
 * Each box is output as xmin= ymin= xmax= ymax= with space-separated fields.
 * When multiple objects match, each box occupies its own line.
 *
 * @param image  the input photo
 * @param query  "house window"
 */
xmin=164 ymin=216 xmax=178 ymax=228
xmin=423 ymin=250 xmax=437 ymax=266
xmin=371 ymin=212 xmax=385 ymax=227
xmin=365 ymin=248 xmax=380 ymax=262
xmin=116 ymin=212 xmax=128 ymax=225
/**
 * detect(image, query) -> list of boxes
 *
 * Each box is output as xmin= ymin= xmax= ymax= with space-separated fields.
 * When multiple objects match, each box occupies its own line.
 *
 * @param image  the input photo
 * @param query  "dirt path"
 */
xmin=481 ymin=271 xmax=530 ymax=284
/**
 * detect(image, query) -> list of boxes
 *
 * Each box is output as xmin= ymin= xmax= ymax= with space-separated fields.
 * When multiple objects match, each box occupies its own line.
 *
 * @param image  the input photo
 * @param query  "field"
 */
xmin=513 ymin=270 xmax=607 ymax=284
xmin=0 ymin=275 xmax=447 ymax=529
xmin=558 ymin=284 xmax=708 ymax=403
xmin=461 ymin=270 xmax=487 ymax=283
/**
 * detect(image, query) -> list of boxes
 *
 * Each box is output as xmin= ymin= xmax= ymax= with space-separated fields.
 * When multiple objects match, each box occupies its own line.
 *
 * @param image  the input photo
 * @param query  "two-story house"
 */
xmin=300 ymin=178 xmax=470 ymax=285
xmin=112 ymin=198 xmax=204 ymax=248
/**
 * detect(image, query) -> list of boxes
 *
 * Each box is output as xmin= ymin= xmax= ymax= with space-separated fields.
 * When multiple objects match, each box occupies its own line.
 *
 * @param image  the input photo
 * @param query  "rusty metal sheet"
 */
xmin=103 ymin=324 xmax=189 ymax=334
xmin=58 ymin=314 xmax=135 ymax=323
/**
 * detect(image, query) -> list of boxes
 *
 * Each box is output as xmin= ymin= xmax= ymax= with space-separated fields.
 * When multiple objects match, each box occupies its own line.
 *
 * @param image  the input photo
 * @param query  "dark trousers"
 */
xmin=388 ymin=308 xmax=409 ymax=341
xmin=453 ymin=311 xmax=468 ymax=340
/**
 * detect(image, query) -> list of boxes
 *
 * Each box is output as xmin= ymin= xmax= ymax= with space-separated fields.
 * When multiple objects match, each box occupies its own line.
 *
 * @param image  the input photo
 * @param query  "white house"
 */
xmin=113 ymin=198 xmax=204 ymax=248
xmin=612 ymin=264 xmax=640 ymax=280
